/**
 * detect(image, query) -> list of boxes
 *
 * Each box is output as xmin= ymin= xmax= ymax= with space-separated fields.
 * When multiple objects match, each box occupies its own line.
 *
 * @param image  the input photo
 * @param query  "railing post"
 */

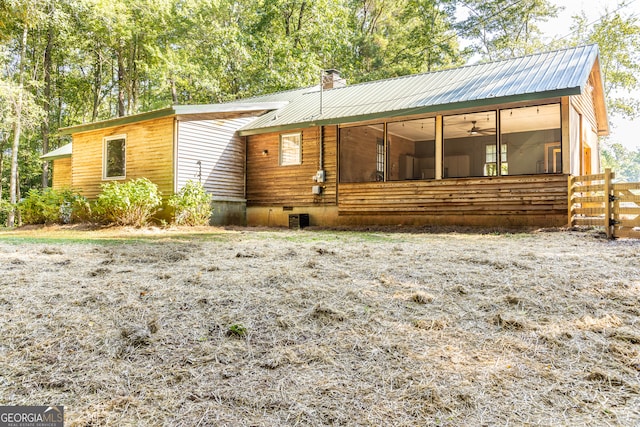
xmin=604 ymin=168 xmax=613 ymax=239
xmin=567 ymin=175 xmax=574 ymax=228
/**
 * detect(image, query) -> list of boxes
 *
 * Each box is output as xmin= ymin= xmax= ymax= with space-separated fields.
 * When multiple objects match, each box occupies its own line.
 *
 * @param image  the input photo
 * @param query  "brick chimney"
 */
xmin=322 ymin=69 xmax=346 ymax=89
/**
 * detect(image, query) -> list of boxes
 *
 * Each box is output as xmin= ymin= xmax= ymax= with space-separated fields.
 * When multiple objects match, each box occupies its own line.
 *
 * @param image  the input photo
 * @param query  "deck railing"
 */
xmin=569 ymin=168 xmax=640 ymax=239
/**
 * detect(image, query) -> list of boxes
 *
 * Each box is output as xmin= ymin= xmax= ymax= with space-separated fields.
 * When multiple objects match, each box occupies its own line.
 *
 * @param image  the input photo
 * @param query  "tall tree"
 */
xmin=40 ymin=1 xmax=54 ymax=188
xmin=456 ymin=0 xmax=560 ymax=60
xmin=7 ymin=15 xmax=28 ymax=226
xmin=601 ymin=142 xmax=640 ymax=182
xmin=570 ymin=9 xmax=640 ymax=119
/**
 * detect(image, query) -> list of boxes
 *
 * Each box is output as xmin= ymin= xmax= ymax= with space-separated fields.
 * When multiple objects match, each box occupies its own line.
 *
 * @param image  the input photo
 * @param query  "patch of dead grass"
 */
xmin=0 ymin=227 xmax=639 ymax=425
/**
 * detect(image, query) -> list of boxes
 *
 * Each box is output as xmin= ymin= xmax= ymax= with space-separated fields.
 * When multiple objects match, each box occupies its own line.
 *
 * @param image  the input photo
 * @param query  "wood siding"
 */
xmin=570 ymin=74 xmax=598 ymax=134
xmin=338 ymin=174 xmax=568 ymax=226
xmin=246 ymin=126 xmax=337 ymax=206
xmin=71 ymin=117 xmax=174 ymax=198
xmin=176 ymin=117 xmax=254 ymax=199
xmin=52 ymin=158 xmax=72 ymax=189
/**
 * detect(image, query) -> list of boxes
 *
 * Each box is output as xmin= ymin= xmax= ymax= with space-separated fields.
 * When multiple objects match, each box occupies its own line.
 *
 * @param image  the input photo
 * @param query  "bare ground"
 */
xmin=0 ymin=226 xmax=639 ymax=426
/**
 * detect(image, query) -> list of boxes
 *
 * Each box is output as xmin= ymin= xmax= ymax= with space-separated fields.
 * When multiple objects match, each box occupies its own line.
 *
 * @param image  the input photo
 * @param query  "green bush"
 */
xmin=168 ymin=181 xmax=212 ymax=226
xmin=0 ymin=199 xmax=12 ymax=227
xmin=95 ymin=178 xmax=162 ymax=227
xmin=18 ymin=187 xmax=87 ymax=225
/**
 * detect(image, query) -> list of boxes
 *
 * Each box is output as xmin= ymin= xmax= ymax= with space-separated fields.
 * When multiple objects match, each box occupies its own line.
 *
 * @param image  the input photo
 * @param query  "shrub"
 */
xmin=18 ymin=188 xmax=87 ymax=225
xmin=168 ymin=180 xmax=212 ymax=226
xmin=95 ymin=178 xmax=162 ymax=227
xmin=0 ymin=199 xmax=12 ymax=227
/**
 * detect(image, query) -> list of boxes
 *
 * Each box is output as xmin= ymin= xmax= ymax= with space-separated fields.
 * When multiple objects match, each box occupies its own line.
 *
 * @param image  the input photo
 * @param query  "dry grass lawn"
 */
xmin=0 ymin=226 xmax=639 ymax=426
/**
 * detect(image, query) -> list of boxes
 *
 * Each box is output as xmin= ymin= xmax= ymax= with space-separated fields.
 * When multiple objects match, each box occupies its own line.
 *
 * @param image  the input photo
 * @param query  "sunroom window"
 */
xmin=500 ymin=104 xmax=561 ymax=174
xmin=387 ymin=118 xmax=436 ymax=180
xmin=443 ymin=112 xmax=496 ymax=178
xmin=103 ymin=135 xmax=126 ymax=179
xmin=339 ymin=124 xmax=384 ymax=182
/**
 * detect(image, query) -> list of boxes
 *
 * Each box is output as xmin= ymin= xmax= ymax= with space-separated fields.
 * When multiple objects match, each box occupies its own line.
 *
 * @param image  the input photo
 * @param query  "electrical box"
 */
xmin=315 ymin=170 xmax=326 ymax=183
xmin=312 ymin=185 xmax=322 ymax=195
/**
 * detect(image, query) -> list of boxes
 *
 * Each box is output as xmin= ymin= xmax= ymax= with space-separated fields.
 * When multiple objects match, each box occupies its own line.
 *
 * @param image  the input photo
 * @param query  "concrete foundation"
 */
xmin=247 ymin=206 xmax=340 ymax=228
xmin=211 ymin=198 xmax=247 ymax=226
xmin=246 ymin=205 xmax=566 ymax=228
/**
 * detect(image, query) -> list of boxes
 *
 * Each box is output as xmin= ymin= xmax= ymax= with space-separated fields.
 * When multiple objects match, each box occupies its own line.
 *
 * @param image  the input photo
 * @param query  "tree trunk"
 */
xmin=129 ymin=34 xmax=138 ymax=114
xmin=294 ymin=1 xmax=307 ymax=48
xmin=92 ymin=49 xmax=102 ymax=121
xmin=7 ymin=25 xmax=28 ymax=227
xmin=0 ymin=136 xmax=5 ymax=200
xmin=41 ymin=19 xmax=53 ymax=189
xmin=117 ymin=42 xmax=126 ymax=117
xmin=170 ymin=78 xmax=178 ymax=104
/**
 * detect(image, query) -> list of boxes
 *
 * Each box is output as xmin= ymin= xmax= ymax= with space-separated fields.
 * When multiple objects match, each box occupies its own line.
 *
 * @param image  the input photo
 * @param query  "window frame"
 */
xmin=484 ymin=143 xmax=508 ymax=176
xmin=499 ymin=103 xmax=562 ymax=176
xmin=279 ymin=132 xmax=302 ymax=166
xmin=102 ymin=134 xmax=127 ymax=180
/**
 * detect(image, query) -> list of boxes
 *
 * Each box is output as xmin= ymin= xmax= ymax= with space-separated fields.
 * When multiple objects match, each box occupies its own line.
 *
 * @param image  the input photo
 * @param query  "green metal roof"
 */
xmin=238 ymin=44 xmax=605 ymax=136
xmin=52 ymin=44 xmax=606 ymax=143
xmin=40 ymin=143 xmax=72 ymax=160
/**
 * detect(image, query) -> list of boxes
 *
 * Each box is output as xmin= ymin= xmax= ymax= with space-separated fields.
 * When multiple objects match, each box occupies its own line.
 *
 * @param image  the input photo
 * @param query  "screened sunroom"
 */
xmin=338 ymin=103 xmax=562 ymax=183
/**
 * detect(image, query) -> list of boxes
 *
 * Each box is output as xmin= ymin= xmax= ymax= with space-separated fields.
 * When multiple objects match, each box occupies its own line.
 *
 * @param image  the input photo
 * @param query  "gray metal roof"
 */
xmin=238 ymin=44 xmax=603 ymax=135
xmin=58 ymin=102 xmax=287 ymax=135
xmin=40 ymin=143 xmax=72 ymax=160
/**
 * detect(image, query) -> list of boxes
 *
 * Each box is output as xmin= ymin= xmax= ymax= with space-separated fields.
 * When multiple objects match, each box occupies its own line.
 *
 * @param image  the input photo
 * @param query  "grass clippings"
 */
xmin=0 ymin=226 xmax=639 ymax=426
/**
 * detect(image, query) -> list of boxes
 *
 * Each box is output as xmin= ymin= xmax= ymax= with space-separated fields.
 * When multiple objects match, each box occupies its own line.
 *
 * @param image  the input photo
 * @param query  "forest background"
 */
xmin=1 ymin=0 xmax=639 ymax=208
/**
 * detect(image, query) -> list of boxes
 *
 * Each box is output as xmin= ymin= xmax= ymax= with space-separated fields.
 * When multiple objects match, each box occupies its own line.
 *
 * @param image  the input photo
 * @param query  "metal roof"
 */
xmin=57 ymin=102 xmax=288 ymax=135
xmin=40 ymin=143 xmax=72 ymax=160
xmin=52 ymin=44 xmax=605 ymax=142
xmin=238 ymin=44 xmax=604 ymax=135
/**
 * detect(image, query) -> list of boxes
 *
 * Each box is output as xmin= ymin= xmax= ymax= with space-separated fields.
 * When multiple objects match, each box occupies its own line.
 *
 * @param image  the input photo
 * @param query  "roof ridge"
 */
xmin=234 ymin=85 xmax=318 ymax=102
xmin=321 ymin=44 xmax=598 ymax=93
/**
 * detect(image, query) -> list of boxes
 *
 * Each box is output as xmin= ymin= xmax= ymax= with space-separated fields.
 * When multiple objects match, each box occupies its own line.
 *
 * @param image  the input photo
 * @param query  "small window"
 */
xmin=484 ymin=144 xmax=508 ymax=176
xmin=279 ymin=132 xmax=302 ymax=166
xmin=103 ymin=135 xmax=126 ymax=179
xmin=376 ymin=137 xmax=384 ymax=181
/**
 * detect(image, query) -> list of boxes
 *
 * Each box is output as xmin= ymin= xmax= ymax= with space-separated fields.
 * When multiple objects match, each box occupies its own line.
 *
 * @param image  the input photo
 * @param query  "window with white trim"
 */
xmin=484 ymin=143 xmax=508 ymax=176
xmin=279 ymin=132 xmax=302 ymax=166
xmin=103 ymin=135 xmax=126 ymax=179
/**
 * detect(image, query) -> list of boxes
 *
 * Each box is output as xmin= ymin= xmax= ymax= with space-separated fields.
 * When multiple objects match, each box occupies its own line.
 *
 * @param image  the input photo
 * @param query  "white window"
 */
xmin=484 ymin=143 xmax=507 ymax=176
xmin=103 ymin=134 xmax=126 ymax=179
xmin=279 ymin=132 xmax=302 ymax=166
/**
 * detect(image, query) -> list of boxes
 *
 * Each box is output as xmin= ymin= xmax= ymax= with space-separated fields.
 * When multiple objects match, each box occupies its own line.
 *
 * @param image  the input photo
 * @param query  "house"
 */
xmin=44 ymin=44 xmax=608 ymax=228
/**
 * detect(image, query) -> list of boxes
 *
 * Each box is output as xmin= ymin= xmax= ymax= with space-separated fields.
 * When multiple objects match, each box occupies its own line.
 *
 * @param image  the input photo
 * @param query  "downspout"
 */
xmin=320 ymin=69 xmax=324 ymax=116
xmin=315 ymin=70 xmax=326 ymax=187
xmin=319 ymin=69 xmax=324 ymax=171
xmin=318 ymin=126 xmax=323 ymax=171
xmin=173 ymin=117 xmax=178 ymax=194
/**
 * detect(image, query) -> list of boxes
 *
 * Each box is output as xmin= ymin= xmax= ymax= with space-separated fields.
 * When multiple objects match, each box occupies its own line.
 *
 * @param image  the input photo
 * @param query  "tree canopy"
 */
xmin=0 ymin=0 xmax=639 ymax=201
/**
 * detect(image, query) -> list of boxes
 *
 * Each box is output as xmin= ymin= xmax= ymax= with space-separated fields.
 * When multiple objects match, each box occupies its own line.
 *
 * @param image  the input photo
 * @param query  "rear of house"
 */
xmin=240 ymin=45 xmax=607 ymax=228
xmin=46 ymin=104 xmax=283 ymax=224
xmin=44 ymin=45 xmax=608 ymax=228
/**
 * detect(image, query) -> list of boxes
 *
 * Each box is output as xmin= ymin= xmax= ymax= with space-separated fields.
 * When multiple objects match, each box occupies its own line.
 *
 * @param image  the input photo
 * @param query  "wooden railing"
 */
xmin=569 ymin=168 xmax=640 ymax=239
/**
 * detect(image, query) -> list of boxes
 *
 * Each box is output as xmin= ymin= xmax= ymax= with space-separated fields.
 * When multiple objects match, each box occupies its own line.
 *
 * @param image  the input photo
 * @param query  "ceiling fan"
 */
xmin=468 ymin=120 xmax=495 ymax=136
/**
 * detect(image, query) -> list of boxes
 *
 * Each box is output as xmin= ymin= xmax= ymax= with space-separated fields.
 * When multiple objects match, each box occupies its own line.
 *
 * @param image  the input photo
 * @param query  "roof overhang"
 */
xmin=58 ymin=102 xmax=288 ymax=136
xmin=237 ymin=88 xmax=582 ymax=136
xmin=589 ymin=57 xmax=609 ymax=136
xmin=40 ymin=143 xmax=72 ymax=160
